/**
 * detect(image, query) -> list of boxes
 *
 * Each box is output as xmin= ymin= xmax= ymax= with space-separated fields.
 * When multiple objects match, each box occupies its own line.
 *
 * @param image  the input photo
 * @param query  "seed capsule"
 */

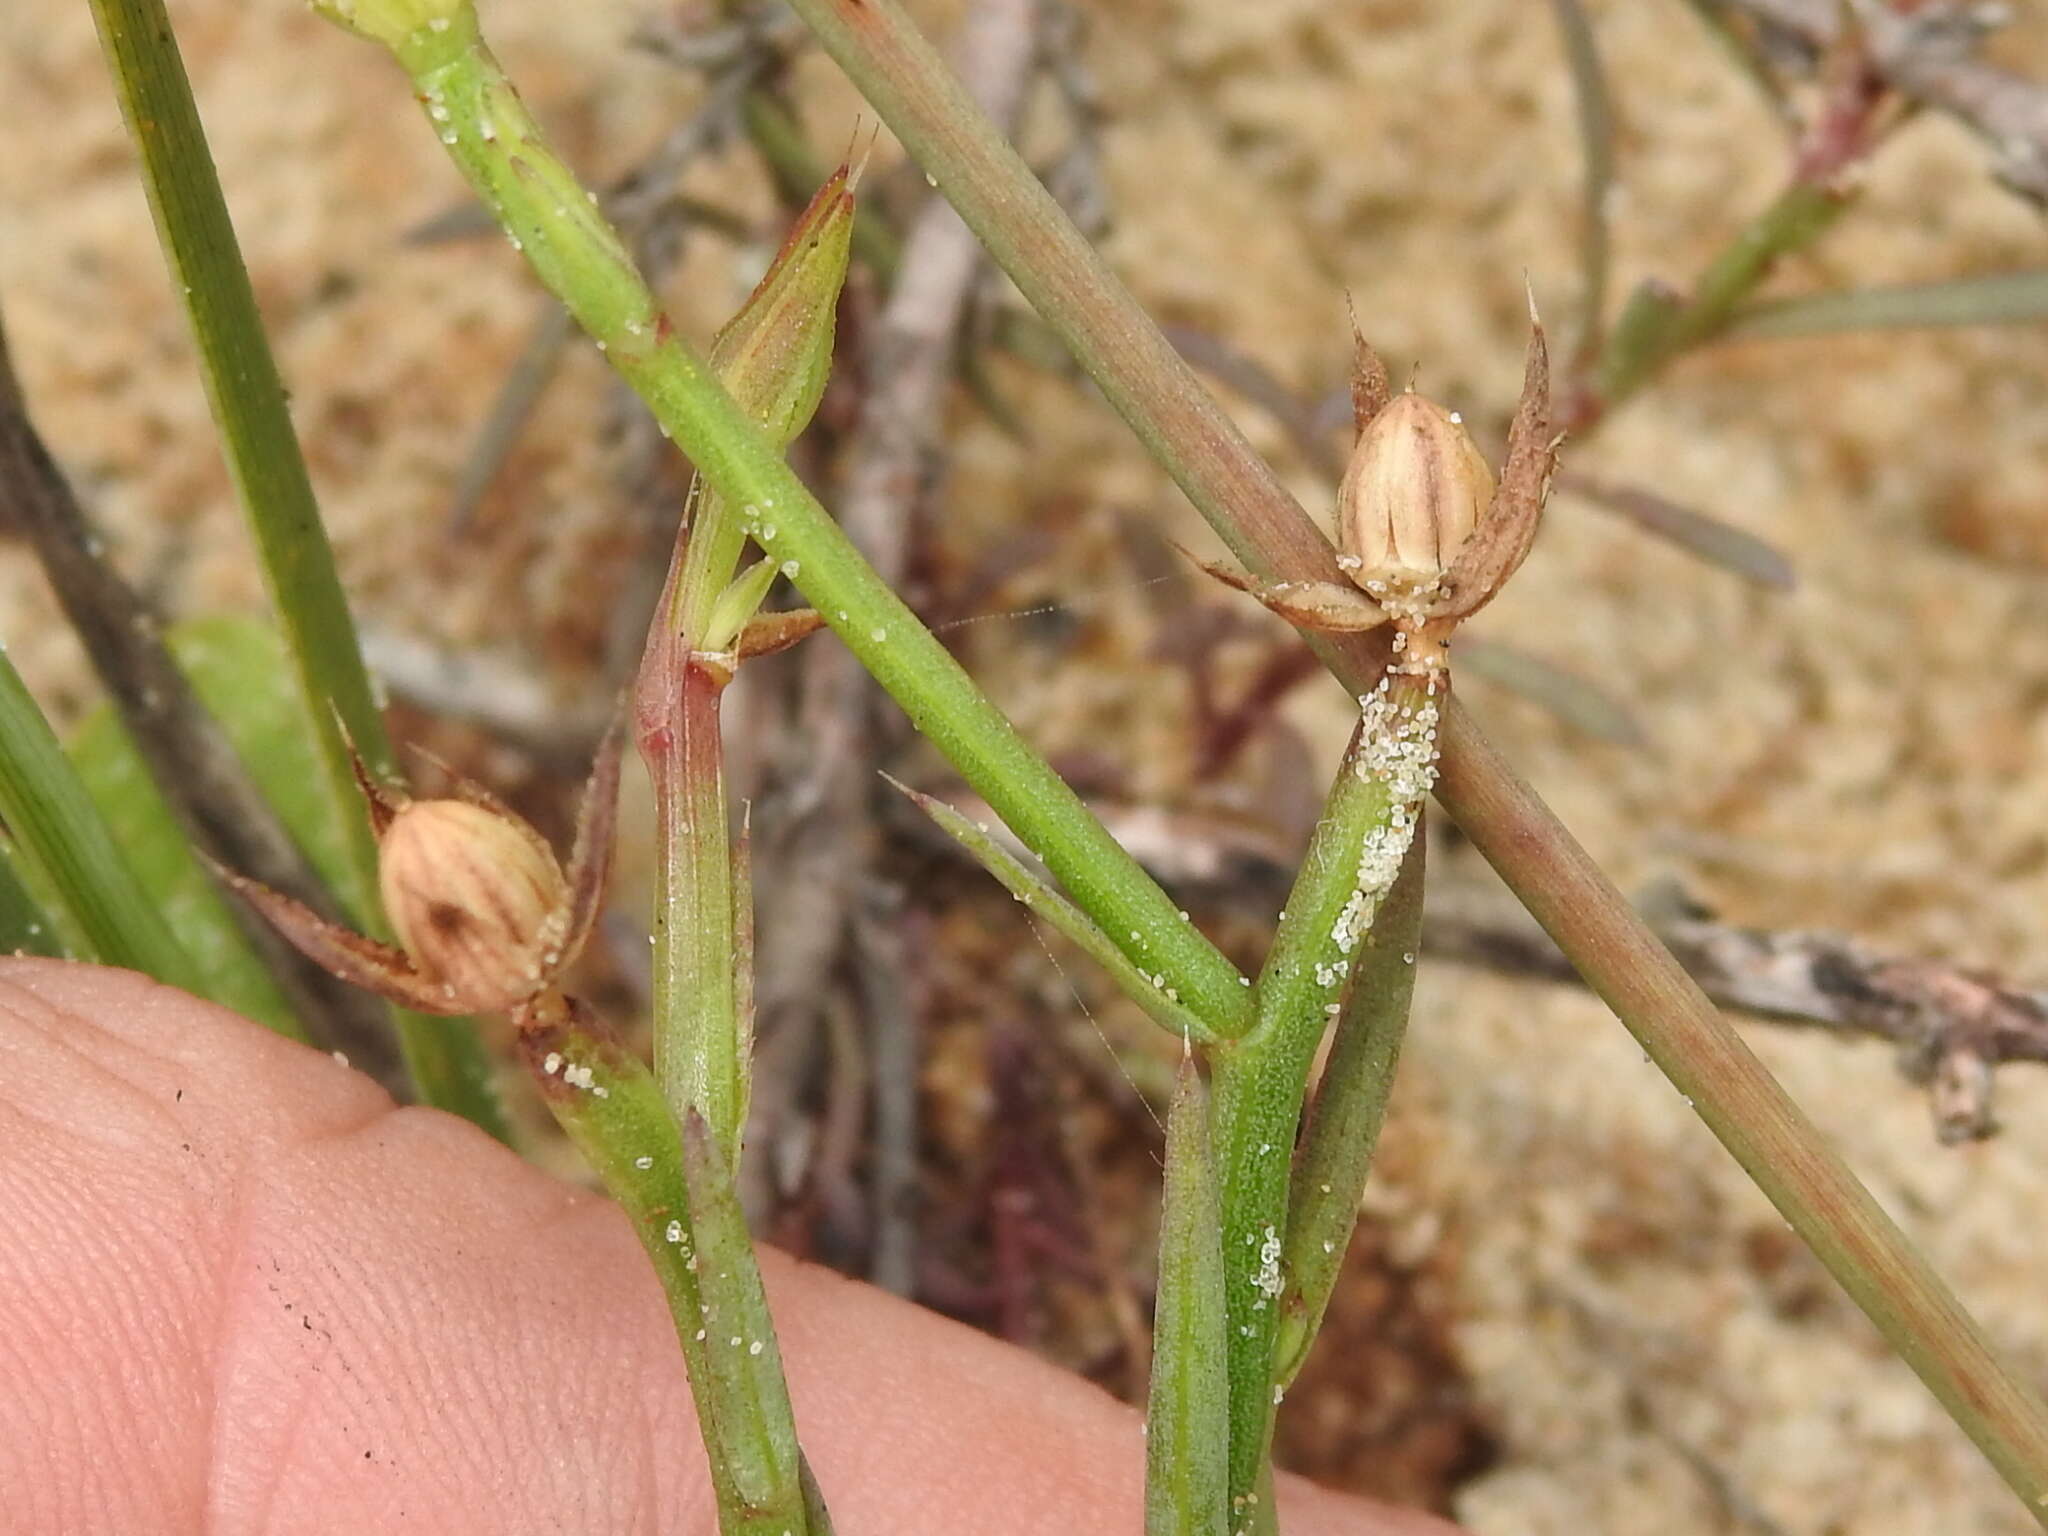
xmin=1337 ymin=394 xmax=1495 ymax=609
xmin=379 ymin=799 xmax=569 ymax=1012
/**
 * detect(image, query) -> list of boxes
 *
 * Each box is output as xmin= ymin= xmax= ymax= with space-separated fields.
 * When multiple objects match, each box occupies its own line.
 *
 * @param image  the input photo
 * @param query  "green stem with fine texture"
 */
xmin=84 ymin=0 xmax=504 ymax=1136
xmin=1274 ymin=833 xmax=1424 ymax=1387
xmin=381 ymin=12 xmax=1252 ymax=1037
xmin=640 ymin=658 xmax=746 ymax=1162
xmin=517 ymin=995 xmax=819 ymax=1536
xmin=639 ymin=163 xmax=852 ymax=1164
xmin=1211 ymin=674 xmax=1438 ymax=1523
xmin=773 ymin=1 xmax=2048 ymax=1518
xmin=1593 ymin=179 xmax=1849 ymax=407
xmin=1148 ymin=1059 xmax=1231 ymax=1536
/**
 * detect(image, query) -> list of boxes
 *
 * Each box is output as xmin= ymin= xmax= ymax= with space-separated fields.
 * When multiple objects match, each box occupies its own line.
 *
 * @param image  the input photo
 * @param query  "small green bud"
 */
xmin=311 ymin=0 xmax=473 ymax=53
xmin=711 ymin=161 xmax=860 ymax=450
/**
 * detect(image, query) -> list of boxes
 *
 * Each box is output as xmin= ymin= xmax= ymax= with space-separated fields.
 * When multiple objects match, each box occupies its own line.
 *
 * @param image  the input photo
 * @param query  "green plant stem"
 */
xmin=636 ymin=161 xmax=850 ymax=1160
xmin=85 ymin=0 xmax=503 ymax=1134
xmin=388 ymin=13 xmax=1252 ymax=1035
xmin=772 ymin=0 xmax=2048 ymax=1514
xmin=517 ymin=994 xmax=819 ymax=1535
xmin=640 ymin=658 xmax=746 ymax=1162
xmin=1274 ymin=833 xmax=1423 ymax=1387
xmin=1593 ymin=179 xmax=1849 ymax=407
xmin=1148 ymin=1059 xmax=1231 ymax=1536
xmin=1211 ymin=676 xmax=1437 ymax=1522
xmin=0 ymin=648 xmax=201 ymax=989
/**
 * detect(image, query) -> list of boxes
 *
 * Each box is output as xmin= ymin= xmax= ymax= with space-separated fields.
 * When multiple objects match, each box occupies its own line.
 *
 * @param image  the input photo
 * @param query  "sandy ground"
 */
xmin=5 ymin=0 xmax=2048 ymax=1530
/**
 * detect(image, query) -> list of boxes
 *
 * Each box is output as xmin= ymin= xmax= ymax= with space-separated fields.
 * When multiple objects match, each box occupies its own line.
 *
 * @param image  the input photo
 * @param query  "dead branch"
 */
xmin=1713 ymin=0 xmax=2048 ymax=206
xmin=1424 ymin=899 xmax=2048 ymax=1145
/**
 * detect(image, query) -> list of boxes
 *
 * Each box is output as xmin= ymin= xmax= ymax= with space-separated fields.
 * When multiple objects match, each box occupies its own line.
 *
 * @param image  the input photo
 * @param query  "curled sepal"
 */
xmin=212 ymin=868 xmax=455 ymax=1012
xmin=1346 ymin=300 xmax=1392 ymax=435
xmin=1146 ymin=1058 xmax=1231 ymax=1536
xmin=1436 ymin=319 xmax=1556 ymax=622
xmin=735 ymin=609 xmax=828 ymax=662
xmin=223 ymin=726 xmax=622 ymax=1018
xmin=1174 ymin=544 xmax=1389 ymax=635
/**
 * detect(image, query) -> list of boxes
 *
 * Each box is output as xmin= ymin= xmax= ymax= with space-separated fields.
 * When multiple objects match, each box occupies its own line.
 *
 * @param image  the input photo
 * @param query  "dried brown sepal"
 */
xmin=1174 ymin=543 xmax=1391 ymax=633
xmin=549 ymin=710 xmax=627 ymax=974
xmin=1436 ymin=320 xmax=1556 ymax=623
xmin=734 ymin=608 xmax=828 ymax=661
xmin=340 ymin=723 xmax=406 ymax=838
xmin=1347 ymin=299 xmax=1392 ymax=436
xmin=213 ymin=867 xmax=464 ymax=1014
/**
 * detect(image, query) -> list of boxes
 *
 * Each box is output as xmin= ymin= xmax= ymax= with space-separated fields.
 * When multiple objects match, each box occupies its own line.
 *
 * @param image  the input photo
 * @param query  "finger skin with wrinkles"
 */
xmin=0 ymin=958 xmax=1454 ymax=1535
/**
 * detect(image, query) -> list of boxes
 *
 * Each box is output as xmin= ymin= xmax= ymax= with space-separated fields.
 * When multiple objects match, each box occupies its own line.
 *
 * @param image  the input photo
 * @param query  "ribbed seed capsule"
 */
xmin=379 ymin=799 xmax=569 ymax=1012
xmin=1337 ymin=394 xmax=1495 ymax=609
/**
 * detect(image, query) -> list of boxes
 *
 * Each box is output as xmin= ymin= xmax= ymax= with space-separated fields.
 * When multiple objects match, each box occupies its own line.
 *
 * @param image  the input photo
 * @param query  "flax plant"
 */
xmin=33 ymin=0 xmax=2048 ymax=1530
xmin=298 ymin=0 xmax=2048 ymax=1525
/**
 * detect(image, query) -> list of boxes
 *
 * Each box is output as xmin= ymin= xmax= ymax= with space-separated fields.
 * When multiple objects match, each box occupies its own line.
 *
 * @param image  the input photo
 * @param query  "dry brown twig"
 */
xmin=1714 ymin=0 xmax=2048 ymax=205
xmin=745 ymin=0 xmax=1045 ymax=1278
xmin=1416 ymin=893 xmax=2048 ymax=1147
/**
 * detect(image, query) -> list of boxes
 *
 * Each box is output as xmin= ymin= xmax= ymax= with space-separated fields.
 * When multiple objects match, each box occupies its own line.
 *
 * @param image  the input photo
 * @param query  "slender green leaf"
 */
xmin=1596 ymin=181 xmax=1850 ymax=406
xmin=1455 ymin=637 xmax=1647 ymax=746
xmin=66 ymin=614 xmax=371 ymax=1037
xmin=1546 ymin=0 xmax=1616 ymax=367
xmin=1559 ymin=473 xmax=1796 ymax=590
xmin=890 ymin=776 xmax=1219 ymax=1043
xmin=1147 ymin=1059 xmax=1230 ymax=1536
xmin=1728 ymin=270 xmax=2048 ymax=337
xmin=0 ymin=646 xmax=201 ymax=991
xmin=69 ymin=721 xmax=293 ymax=1030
